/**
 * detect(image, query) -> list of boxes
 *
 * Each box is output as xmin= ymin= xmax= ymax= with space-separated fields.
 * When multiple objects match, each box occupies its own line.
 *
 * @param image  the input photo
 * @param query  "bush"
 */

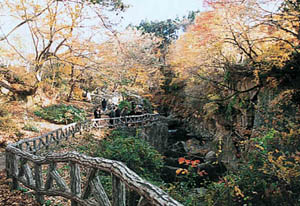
xmin=161 ymin=178 xmax=204 ymax=206
xmin=22 ymin=124 xmax=39 ymax=133
xmin=142 ymin=98 xmax=153 ymax=113
xmin=118 ymin=100 xmax=132 ymax=111
xmin=204 ymin=128 xmax=300 ymax=206
xmin=34 ymin=104 xmax=86 ymax=124
xmin=93 ymin=129 xmax=164 ymax=182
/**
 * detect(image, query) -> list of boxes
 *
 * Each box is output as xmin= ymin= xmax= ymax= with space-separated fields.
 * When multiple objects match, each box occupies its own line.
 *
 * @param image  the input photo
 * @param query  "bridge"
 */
xmin=5 ymin=114 xmax=183 ymax=206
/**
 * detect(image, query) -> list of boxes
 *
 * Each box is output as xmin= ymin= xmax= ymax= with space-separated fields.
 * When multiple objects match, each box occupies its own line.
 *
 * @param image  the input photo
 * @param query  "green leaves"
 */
xmin=136 ymin=19 xmax=179 ymax=46
xmin=94 ymin=129 xmax=164 ymax=181
xmin=34 ymin=104 xmax=86 ymax=124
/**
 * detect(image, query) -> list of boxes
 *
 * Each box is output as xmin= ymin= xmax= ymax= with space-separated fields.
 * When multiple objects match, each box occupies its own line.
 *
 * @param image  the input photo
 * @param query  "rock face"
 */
xmin=140 ymin=122 xmax=169 ymax=153
xmin=182 ymin=75 xmax=300 ymax=170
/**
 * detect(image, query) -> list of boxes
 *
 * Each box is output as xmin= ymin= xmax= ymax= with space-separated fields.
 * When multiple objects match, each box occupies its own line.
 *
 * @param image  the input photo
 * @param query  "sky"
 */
xmin=119 ymin=0 xmax=204 ymax=27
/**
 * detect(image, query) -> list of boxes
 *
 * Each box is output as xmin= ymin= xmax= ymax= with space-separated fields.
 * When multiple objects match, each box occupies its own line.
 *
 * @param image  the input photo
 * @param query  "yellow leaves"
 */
xmin=255 ymin=144 xmax=264 ymax=150
xmin=203 ymin=102 xmax=219 ymax=119
xmin=234 ymin=185 xmax=244 ymax=198
xmin=263 ymin=150 xmax=300 ymax=184
xmin=293 ymin=153 xmax=300 ymax=163
xmin=267 ymin=154 xmax=273 ymax=163
xmin=176 ymin=168 xmax=189 ymax=175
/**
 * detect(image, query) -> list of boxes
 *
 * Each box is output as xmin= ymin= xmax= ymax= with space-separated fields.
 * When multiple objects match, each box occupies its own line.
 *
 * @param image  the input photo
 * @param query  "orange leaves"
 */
xmin=192 ymin=160 xmax=200 ymax=167
xmin=176 ymin=168 xmax=189 ymax=175
xmin=176 ymin=157 xmax=205 ymax=176
xmin=178 ymin=157 xmax=201 ymax=167
xmin=178 ymin=157 xmax=185 ymax=165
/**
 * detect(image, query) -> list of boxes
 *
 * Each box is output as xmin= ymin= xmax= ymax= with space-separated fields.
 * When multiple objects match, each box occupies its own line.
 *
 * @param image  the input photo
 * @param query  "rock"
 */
xmin=1 ymin=87 xmax=9 ymax=94
xmin=165 ymin=141 xmax=186 ymax=158
xmin=205 ymin=151 xmax=217 ymax=163
xmin=164 ymin=157 xmax=183 ymax=167
xmin=140 ymin=122 xmax=169 ymax=153
xmin=194 ymin=187 xmax=207 ymax=196
xmin=161 ymin=165 xmax=182 ymax=182
xmin=185 ymin=138 xmax=208 ymax=156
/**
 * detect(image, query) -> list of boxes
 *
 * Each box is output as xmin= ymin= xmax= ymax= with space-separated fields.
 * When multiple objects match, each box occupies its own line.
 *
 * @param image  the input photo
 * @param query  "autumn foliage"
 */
xmin=0 ymin=0 xmax=300 ymax=205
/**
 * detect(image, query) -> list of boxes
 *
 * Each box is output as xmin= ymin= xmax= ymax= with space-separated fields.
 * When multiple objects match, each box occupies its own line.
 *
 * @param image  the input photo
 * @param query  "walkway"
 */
xmin=5 ymin=114 xmax=183 ymax=206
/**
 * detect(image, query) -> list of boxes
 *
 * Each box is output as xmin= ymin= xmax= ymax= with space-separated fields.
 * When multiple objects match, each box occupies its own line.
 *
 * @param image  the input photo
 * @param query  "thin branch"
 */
xmin=0 ymin=0 xmax=55 ymax=41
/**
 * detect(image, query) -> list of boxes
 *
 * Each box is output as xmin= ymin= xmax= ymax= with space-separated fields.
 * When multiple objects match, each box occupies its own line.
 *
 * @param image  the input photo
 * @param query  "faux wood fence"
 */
xmin=5 ymin=114 xmax=183 ymax=206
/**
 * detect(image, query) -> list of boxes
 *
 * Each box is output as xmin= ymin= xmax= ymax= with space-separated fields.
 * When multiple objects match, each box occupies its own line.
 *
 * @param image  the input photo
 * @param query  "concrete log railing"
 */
xmin=5 ymin=114 xmax=183 ymax=206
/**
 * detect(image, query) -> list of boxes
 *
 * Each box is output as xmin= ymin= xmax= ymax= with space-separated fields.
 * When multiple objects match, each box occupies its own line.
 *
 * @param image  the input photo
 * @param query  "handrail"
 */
xmin=5 ymin=113 xmax=183 ymax=206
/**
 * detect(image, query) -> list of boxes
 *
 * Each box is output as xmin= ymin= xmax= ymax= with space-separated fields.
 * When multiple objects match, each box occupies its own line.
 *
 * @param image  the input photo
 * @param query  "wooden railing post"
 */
xmin=45 ymin=163 xmax=55 ymax=190
xmin=35 ymin=163 xmax=44 ymax=204
xmin=91 ymin=175 xmax=111 ymax=206
xmin=55 ymin=130 xmax=60 ymax=145
xmin=79 ymin=122 xmax=82 ymax=135
xmin=112 ymin=175 xmax=126 ymax=206
xmin=4 ymin=114 xmax=184 ymax=206
xmin=5 ymin=151 xmax=10 ymax=178
xmin=10 ymin=153 xmax=19 ymax=190
xmin=70 ymin=162 xmax=81 ymax=206
xmin=45 ymin=135 xmax=49 ymax=150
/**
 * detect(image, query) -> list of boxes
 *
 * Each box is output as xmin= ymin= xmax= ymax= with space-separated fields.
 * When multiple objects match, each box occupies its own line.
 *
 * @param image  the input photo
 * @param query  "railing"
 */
xmin=5 ymin=114 xmax=183 ymax=206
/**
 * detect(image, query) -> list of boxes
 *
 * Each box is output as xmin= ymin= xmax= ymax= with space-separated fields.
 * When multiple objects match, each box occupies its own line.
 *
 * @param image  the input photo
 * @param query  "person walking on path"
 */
xmin=121 ymin=106 xmax=129 ymax=116
xmin=108 ymin=106 xmax=116 ymax=127
xmin=101 ymin=98 xmax=107 ymax=111
xmin=115 ymin=106 xmax=121 ymax=118
xmin=94 ymin=107 xmax=101 ymax=119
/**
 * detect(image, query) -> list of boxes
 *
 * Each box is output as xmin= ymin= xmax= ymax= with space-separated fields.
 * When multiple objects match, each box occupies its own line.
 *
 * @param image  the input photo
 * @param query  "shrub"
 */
xmin=204 ymin=128 xmax=300 ymax=206
xmin=34 ymin=104 xmax=86 ymax=124
xmin=142 ymin=98 xmax=153 ymax=113
xmin=161 ymin=174 xmax=204 ymax=206
xmin=118 ymin=100 xmax=132 ymax=111
xmin=22 ymin=124 xmax=39 ymax=133
xmin=93 ymin=129 xmax=164 ymax=182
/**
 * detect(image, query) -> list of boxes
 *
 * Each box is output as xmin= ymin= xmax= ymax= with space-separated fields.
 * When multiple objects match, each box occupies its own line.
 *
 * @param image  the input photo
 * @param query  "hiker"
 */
xmin=121 ymin=106 xmax=129 ymax=116
xmin=101 ymin=98 xmax=107 ymax=111
xmin=135 ymin=105 xmax=143 ymax=115
xmin=86 ymin=91 xmax=91 ymax=102
xmin=94 ymin=107 xmax=101 ymax=119
xmin=115 ymin=106 xmax=121 ymax=118
xmin=108 ymin=106 xmax=116 ymax=127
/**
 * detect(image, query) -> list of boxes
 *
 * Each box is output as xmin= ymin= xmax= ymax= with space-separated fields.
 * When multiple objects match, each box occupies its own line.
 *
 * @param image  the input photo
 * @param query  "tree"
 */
xmin=93 ymin=27 xmax=163 ymax=97
xmin=0 ymin=0 xmax=125 ymax=100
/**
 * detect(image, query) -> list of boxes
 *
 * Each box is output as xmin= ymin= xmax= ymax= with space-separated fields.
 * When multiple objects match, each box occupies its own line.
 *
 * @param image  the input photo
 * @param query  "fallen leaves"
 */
xmin=0 ymin=170 xmax=39 ymax=206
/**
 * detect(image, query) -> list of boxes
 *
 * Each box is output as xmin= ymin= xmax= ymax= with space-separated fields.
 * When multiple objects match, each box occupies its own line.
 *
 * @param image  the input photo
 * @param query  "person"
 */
xmin=115 ymin=106 xmax=121 ymax=118
xmin=94 ymin=107 xmax=101 ymax=119
xmin=135 ymin=105 xmax=143 ymax=115
xmin=108 ymin=106 xmax=115 ymax=127
xmin=121 ymin=106 xmax=129 ymax=116
xmin=101 ymin=98 xmax=107 ymax=111
xmin=86 ymin=91 xmax=91 ymax=102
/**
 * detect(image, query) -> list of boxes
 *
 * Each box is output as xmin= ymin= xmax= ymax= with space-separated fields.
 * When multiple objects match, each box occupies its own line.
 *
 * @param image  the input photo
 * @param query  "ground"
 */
xmin=0 ymin=100 xmax=101 ymax=206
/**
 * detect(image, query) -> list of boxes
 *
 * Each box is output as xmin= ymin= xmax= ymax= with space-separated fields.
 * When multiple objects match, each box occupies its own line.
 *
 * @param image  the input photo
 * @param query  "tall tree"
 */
xmin=0 ymin=0 xmax=125 ymax=100
xmin=94 ymin=27 xmax=163 ymax=97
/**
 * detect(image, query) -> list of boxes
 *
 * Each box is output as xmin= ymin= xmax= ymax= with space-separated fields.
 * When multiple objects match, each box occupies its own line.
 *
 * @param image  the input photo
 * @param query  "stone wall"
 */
xmin=139 ymin=122 xmax=169 ymax=154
